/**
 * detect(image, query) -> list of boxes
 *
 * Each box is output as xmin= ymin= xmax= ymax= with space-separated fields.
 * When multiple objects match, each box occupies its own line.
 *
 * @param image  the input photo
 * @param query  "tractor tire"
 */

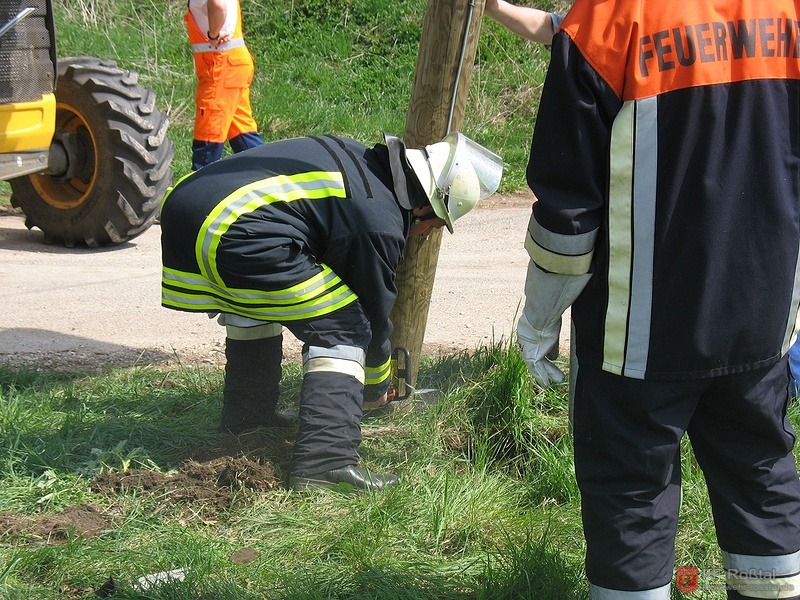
xmin=10 ymin=56 xmax=174 ymax=247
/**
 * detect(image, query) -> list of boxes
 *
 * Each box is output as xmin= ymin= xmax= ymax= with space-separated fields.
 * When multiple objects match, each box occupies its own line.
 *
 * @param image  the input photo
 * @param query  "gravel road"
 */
xmin=0 ymin=193 xmax=569 ymax=372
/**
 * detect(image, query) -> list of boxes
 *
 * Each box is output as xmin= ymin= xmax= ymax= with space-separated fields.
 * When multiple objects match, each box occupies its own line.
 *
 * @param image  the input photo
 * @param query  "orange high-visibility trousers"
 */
xmin=192 ymin=45 xmax=259 ymax=143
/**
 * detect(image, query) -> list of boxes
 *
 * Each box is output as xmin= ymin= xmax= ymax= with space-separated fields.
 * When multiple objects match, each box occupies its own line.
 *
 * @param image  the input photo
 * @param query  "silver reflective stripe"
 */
xmin=590 ymin=582 xmax=670 ymax=600
xmin=726 ymin=572 xmax=800 ymax=598
xmin=303 ymin=345 xmax=366 ymax=383
xmin=217 ymin=313 xmax=273 ymax=328
xmin=603 ymin=98 xmax=658 ymax=379
xmin=723 ymin=550 xmax=800 ymax=576
xmin=304 ymin=345 xmax=366 ymax=366
xmin=524 ymin=217 xmax=596 ymax=276
xmin=785 ymin=242 xmax=800 ymax=352
xmin=623 ymin=96 xmax=658 ymax=379
xmin=568 ymin=319 xmax=577 ymax=431
xmin=304 ymin=358 xmax=365 ymax=383
xmin=225 ymin=322 xmax=282 ymax=340
xmin=527 ymin=214 xmax=597 ymax=255
xmin=724 ymin=551 xmax=800 ymax=599
xmin=191 ymin=37 xmax=246 ymax=53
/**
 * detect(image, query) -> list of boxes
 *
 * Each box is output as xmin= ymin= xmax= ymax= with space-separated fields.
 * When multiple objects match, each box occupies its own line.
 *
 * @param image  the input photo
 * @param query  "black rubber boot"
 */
xmin=219 ymin=335 xmax=295 ymax=434
xmin=290 ymin=370 xmax=363 ymax=476
xmin=289 ymin=465 xmax=399 ymax=492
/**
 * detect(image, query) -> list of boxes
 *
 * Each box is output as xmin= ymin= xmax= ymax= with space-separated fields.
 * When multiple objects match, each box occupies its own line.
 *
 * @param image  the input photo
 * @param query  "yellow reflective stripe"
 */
xmin=365 ymin=357 xmax=392 ymax=386
xmin=524 ymin=232 xmax=593 ymax=275
xmin=162 ymin=284 xmax=358 ymax=321
xmin=162 ymin=264 xmax=358 ymax=321
xmin=161 ymin=283 xmax=356 ymax=318
xmin=603 ymin=101 xmax=635 ymax=376
xmin=196 ymin=171 xmax=346 ymax=285
xmin=163 ymin=265 xmax=345 ymax=305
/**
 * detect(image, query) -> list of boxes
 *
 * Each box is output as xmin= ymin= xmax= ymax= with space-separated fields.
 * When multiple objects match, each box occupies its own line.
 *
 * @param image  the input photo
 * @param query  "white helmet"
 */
xmin=405 ymin=132 xmax=503 ymax=233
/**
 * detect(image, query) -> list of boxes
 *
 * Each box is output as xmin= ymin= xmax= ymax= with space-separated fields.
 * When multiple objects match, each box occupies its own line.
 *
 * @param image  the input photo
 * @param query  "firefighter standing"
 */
xmin=160 ymin=132 xmax=503 ymax=491
xmin=186 ymin=0 xmax=264 ymax=170
xmin=517 ymin=0 xmax=800 ymax=598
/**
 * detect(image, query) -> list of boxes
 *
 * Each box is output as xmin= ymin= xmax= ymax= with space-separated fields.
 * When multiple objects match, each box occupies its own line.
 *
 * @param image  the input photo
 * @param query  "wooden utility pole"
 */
xmin=389 ymin=0 xmax=486 ymax=386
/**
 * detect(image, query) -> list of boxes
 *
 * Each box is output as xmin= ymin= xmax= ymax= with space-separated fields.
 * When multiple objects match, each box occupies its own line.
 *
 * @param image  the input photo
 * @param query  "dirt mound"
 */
xmin=91 ymin=428 xmax=294 ymax=509
xmin=0 ymin=429 xmax=293 ymax=547
xmin=0 ymin=504 xmax=112 ymax=543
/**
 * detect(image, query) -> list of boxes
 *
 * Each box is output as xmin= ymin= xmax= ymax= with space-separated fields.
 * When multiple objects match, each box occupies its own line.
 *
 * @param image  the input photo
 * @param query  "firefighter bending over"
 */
xmin=160 ymin=132 xmax=503 ymax=491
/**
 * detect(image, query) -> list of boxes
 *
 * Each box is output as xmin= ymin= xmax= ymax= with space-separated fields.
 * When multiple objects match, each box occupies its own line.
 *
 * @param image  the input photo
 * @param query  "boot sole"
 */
xmin=288 ymin=476 xmax=358 ymax=493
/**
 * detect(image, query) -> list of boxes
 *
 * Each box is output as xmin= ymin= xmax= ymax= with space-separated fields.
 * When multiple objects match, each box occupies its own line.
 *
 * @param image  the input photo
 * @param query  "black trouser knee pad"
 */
xmin=220 ymin=335 xmax=283 ymax=431
xmin=291 ymin=370 xmax=363 ymax=477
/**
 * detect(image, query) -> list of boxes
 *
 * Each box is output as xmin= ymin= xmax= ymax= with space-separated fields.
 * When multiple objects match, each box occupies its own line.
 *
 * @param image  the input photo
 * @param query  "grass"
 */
xmin=2 ymin=338 xmax=793 ymax=598
xmin=0 ymin=342 xmax=596 ymax=599
xmin=0 ymin=0 xmax=568 ymax=206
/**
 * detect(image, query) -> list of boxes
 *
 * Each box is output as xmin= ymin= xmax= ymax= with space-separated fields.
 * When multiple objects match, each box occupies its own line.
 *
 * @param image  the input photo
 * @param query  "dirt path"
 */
xmin=0 ymin=192 xmax=570 ymax=372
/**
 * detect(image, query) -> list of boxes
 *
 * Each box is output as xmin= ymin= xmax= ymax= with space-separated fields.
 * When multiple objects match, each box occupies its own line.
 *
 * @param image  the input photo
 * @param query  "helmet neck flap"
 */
xmin=381 ymin=131 xmax=503 ymax=233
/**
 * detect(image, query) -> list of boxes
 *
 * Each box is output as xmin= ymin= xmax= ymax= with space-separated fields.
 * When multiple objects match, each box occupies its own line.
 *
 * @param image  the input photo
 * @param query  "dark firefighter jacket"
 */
xmin=527 ymin=0 xmax=800 ymax=380
xmin=160 ymin=135 xmax=417 ymax=393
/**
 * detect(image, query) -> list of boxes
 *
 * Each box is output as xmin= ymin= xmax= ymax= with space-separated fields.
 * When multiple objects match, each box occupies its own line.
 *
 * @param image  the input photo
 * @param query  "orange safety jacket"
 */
xmin=185 ymin=0 xmax=259 ymax=143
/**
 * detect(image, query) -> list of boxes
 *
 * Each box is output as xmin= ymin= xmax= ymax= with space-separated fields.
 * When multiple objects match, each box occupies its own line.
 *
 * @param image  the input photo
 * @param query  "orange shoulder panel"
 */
xmin=561 ymin=0 xmax=800 ymax=101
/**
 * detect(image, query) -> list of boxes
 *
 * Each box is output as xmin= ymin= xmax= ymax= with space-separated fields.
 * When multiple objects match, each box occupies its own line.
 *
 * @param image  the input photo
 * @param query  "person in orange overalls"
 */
xmin=186 ymin=0 xmax=264 ymax=170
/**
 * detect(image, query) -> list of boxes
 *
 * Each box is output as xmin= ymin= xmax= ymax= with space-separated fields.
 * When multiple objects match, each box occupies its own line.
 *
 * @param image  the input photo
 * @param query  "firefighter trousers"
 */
xmin=572 ymin=355 xmax=800 ymax=599
xmin=283 ymin=301 xmax=373 ymax=477
xmin=226 ymin=301 xmax=373 ymax=478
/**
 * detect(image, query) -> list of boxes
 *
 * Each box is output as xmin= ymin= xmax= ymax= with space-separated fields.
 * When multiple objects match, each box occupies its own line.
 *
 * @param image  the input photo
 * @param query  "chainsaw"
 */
xmin=387 ymin=346 xmax=412 ymax=402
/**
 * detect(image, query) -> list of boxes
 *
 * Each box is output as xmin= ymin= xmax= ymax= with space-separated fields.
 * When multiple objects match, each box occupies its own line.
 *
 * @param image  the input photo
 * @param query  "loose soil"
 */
xmin=0 ymin=428 xmax=296 ymax=546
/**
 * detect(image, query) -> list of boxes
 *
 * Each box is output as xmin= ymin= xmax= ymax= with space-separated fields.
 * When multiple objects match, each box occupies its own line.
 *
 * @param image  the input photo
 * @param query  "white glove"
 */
xmin=517 ymin=313 xmax=564 ymax=387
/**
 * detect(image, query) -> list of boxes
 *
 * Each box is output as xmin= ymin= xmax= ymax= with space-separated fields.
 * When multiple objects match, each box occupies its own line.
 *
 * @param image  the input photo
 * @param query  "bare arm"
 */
xmin=484 ymin=0 xmax=556 ymax=45
xmin=206 ymin=0 xmax=229 ymax=46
